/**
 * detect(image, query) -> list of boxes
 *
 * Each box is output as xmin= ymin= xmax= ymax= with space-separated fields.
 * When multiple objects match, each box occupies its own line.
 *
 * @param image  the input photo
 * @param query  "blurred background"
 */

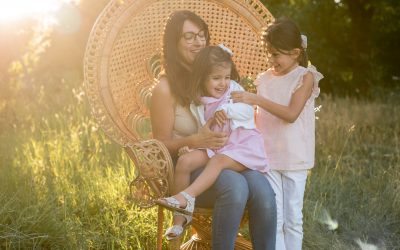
xmin=0 ymin=0 xmax=399 ymax=249
xmin=1 ymin=0 xmax=399 ymax=99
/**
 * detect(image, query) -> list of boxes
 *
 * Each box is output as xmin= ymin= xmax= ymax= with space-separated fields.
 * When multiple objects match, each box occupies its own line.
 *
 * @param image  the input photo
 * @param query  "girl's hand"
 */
xmin=196 ymin=118 xmax=228 ymax=149
xmin=230 ymin=91 xmax=259 ymax=106
xmin=214 ymin=110 xmax=228 ymax=127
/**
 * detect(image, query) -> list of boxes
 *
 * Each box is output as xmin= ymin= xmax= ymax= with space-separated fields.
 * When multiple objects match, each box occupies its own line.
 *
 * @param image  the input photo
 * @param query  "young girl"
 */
xmin=156 ymin=45 xmax=269 ymax=239
xmin=231 ymin=19 xmax=323 ymax=250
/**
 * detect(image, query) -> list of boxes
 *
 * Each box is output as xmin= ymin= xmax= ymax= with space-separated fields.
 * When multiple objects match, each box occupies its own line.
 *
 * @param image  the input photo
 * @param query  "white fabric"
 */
xmin=301 ymin=35 xmax=307 ymax=49
xmin=217 ymin=43 xmax=233 ymax=56
xmin=265 ymin=170 xmax=308 ymax=250
xmin=190 ymin=80 xmax=256 ymax=130
xmin=255 ymin=65 xmax=323 ymax=170
xmin=164 ymin=225 xmax=184 ymax=240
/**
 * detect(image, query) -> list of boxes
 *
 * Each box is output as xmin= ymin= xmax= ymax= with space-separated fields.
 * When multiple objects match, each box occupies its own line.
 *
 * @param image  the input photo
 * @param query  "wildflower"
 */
xmin=319 ymin=209 xmax=338 ymax=231
xmin=355 ymin=238 xmax=380 ymax=250
xmin=349 ymin=124 xmax=356 ymax=133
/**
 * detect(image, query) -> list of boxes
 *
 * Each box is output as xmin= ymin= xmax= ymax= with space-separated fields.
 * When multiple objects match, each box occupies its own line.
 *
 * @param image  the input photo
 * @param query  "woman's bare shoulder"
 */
xmin=152 ymin=76 xmax=175 ymax=107
xmin=153 ymin=76 xmax=171 ymax=96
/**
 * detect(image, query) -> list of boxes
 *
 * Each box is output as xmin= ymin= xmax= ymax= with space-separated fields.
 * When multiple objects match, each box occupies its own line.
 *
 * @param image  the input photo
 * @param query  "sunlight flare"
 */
xmin=0 ymin=0 xmax=80 ymax=23
xmin=0 ymin=0 xmax=59 ymax=22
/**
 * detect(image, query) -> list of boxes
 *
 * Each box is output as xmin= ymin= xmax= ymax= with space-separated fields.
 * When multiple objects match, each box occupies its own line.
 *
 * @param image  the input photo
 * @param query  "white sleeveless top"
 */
xmin=255 ymin=65 xmax=323 ymax=170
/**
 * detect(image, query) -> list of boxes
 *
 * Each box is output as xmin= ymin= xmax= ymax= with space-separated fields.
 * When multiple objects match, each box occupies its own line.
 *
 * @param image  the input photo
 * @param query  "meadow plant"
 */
xmin=1 ymin=76 xmax=399 ymax=249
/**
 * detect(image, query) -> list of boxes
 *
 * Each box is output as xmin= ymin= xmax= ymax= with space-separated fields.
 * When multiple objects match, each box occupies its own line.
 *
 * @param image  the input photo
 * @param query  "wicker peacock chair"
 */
xmin=83 ymin=0 xmax=274 ymax=249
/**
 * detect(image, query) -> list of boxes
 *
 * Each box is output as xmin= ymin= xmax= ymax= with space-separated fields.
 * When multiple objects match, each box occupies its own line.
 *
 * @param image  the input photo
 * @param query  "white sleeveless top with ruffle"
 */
xmin=255 ymin=65 xmax=323 ymax=170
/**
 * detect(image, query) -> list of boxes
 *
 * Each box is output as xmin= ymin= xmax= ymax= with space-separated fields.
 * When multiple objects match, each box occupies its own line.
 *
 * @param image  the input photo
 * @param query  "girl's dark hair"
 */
xmin=162 ymin=10 xmax=210 ymax=106
xmin=263 ymin=18 xmax=308 ymax=67
xmin=188 ymin=46 xmax=240 ymax=105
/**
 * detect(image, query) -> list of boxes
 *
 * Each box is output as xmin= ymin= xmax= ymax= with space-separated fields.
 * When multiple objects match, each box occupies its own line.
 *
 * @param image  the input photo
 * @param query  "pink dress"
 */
xmin=190 ymin=81 xmax=269 ymax=173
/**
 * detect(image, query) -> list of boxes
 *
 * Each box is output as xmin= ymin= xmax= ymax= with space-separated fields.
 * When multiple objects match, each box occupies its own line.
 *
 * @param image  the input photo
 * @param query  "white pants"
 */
xmin=265 ymin=169 xmax=308 ymax=250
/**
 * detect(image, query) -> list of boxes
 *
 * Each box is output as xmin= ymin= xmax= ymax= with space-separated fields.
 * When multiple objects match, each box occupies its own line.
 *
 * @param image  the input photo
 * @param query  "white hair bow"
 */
xmin=218 ymin=43 xmax=233 ymax=56
xmin=301 ymin=35 xmax=307 ymax=49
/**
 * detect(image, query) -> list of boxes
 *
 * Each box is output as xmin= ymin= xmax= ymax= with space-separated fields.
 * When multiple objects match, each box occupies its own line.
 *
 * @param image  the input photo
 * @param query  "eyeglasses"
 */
xmin=181 ymin=30 xmax=207 ymax=44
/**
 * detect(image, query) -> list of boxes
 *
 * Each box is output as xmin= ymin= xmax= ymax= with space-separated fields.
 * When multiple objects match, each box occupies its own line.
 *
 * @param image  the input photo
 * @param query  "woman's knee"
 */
xmin=243 ymin=170 xmax=276 ymax=210
xmin=214 ymin=169 xmax=249 ymax=205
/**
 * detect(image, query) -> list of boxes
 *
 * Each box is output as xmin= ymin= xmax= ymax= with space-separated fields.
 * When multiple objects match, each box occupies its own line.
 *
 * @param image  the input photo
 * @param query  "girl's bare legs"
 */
xmin=173 ymin=149 xmax=209 ymax=195
xmin=173 ymin=154 xmax=246 ymax=208
xmin=171 ymin=150 xmax=208 ymax=228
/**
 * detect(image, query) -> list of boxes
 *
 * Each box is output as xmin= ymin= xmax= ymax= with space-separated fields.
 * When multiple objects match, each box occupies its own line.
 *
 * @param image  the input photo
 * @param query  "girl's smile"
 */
xmin=267 ymin=46 xmax=300 ymax=76
xmin=205 ymin=64 xmax=231 ymax=99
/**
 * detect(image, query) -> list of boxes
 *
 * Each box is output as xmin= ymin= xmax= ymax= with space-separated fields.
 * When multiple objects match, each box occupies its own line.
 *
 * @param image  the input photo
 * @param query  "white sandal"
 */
xmin=164 ymin=211 xmax=192 ymax=240
xmin=155 ymin=191 xmax=195 ymax=215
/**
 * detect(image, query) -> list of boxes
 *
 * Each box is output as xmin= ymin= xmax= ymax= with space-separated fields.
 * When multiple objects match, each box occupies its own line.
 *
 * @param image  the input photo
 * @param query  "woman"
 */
xmin=150 ymin=10 xmax=276 ymax=250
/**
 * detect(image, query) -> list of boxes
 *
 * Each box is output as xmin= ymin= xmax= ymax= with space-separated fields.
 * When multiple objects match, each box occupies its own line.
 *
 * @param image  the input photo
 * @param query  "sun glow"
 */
xmin=0 ymin=0 xmax=79 ymax=23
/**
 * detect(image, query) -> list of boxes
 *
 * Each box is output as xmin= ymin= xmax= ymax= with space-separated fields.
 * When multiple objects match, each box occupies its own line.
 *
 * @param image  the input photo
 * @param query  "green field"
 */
xmin=1 ymin=75 xmax=399 ymax=249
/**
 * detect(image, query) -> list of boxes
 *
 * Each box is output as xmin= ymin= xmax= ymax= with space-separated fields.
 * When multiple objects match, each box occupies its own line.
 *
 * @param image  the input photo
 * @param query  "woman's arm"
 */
xmin=231 ymin=72 xmax=314 ymax=123
xmin=150 ymin=78 xmax=228 ymax=157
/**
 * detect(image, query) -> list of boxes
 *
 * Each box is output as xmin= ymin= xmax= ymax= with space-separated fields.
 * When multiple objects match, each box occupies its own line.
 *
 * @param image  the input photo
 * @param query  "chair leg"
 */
xmin=156 ymin=205 xmax=185 ymax=250
xmin=168 ymin=237 xmax=182 ymax=250
xmin=180 ymin=216 xmax=212 ymax=249
xmin=234 ymin=234 xmax=252 ymax=250
xmin=157 ymin=206 xmax=164 ymax=250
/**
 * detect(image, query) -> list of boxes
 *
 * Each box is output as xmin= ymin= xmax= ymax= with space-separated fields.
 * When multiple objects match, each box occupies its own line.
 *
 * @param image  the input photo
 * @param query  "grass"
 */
xmin=1 ymin=73 xmax=399 ymax=249
xmin=304 ymin=93 xmax=400 ymax=249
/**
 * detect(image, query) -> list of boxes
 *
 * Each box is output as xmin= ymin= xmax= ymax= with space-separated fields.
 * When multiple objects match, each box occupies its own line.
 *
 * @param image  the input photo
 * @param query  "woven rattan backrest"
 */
xmin=84 ymin=0 xmax=274 ymax=145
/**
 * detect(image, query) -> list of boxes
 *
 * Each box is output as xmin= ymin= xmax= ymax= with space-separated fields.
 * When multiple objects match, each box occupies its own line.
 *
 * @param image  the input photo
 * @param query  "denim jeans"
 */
xmin=192 ymin=169 xmax=277 ymax=250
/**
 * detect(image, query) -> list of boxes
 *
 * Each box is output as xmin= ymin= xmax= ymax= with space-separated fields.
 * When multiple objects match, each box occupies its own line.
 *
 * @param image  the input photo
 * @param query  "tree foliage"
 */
xmin=262 ymin=0 xmax=400 ymax=95
xmin=1 ymin=0 xmax=400 ymax=97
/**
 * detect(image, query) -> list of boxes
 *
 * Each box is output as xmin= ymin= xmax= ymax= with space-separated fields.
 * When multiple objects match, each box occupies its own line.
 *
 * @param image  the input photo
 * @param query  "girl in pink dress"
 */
xmin=156 ymin=45 xmax=269 ymax=239
xmin=231 ymin=19 xmax=323 ymax=250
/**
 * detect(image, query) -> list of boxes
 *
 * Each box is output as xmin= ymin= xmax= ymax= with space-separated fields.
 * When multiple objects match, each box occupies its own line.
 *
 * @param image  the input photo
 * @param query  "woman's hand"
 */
xmin=195 ymin=118 xmax=228 ymax=149
xmin=230 ymin=91 xmax=259 ymax=106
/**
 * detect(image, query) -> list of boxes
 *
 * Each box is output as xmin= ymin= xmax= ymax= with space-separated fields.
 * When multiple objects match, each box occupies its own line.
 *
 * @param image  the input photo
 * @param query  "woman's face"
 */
xmin=178 ymin=20 xmax=207 ymax=65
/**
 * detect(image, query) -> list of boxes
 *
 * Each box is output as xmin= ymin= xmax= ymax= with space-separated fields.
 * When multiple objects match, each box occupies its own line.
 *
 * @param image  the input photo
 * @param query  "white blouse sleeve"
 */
xmin=293 ymin=65 xmax=324 ymax=99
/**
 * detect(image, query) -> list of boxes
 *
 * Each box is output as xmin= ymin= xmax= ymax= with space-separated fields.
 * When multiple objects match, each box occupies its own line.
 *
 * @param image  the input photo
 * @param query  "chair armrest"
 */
xmin=125 ymin=139 xmax=174 ymax=208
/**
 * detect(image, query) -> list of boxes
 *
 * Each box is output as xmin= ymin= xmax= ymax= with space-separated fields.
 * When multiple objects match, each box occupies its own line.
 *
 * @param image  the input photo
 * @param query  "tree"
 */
xmin=261 ymin=0 xmax=400 ymax=95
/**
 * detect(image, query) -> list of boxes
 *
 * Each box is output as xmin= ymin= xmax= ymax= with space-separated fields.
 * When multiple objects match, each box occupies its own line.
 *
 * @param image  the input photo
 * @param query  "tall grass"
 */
xmin=304 ymin=93 xmax=400 ymax=249
xmin=0 ymin=74 xmax=158 ymax=249
xmin=1 ymin=73 xmax=399 ymax=249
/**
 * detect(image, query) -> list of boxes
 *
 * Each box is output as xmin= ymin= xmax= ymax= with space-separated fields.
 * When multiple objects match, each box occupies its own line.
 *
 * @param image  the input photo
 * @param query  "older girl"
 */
xmin=231 ymin=19 xmax=323 ymax=250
